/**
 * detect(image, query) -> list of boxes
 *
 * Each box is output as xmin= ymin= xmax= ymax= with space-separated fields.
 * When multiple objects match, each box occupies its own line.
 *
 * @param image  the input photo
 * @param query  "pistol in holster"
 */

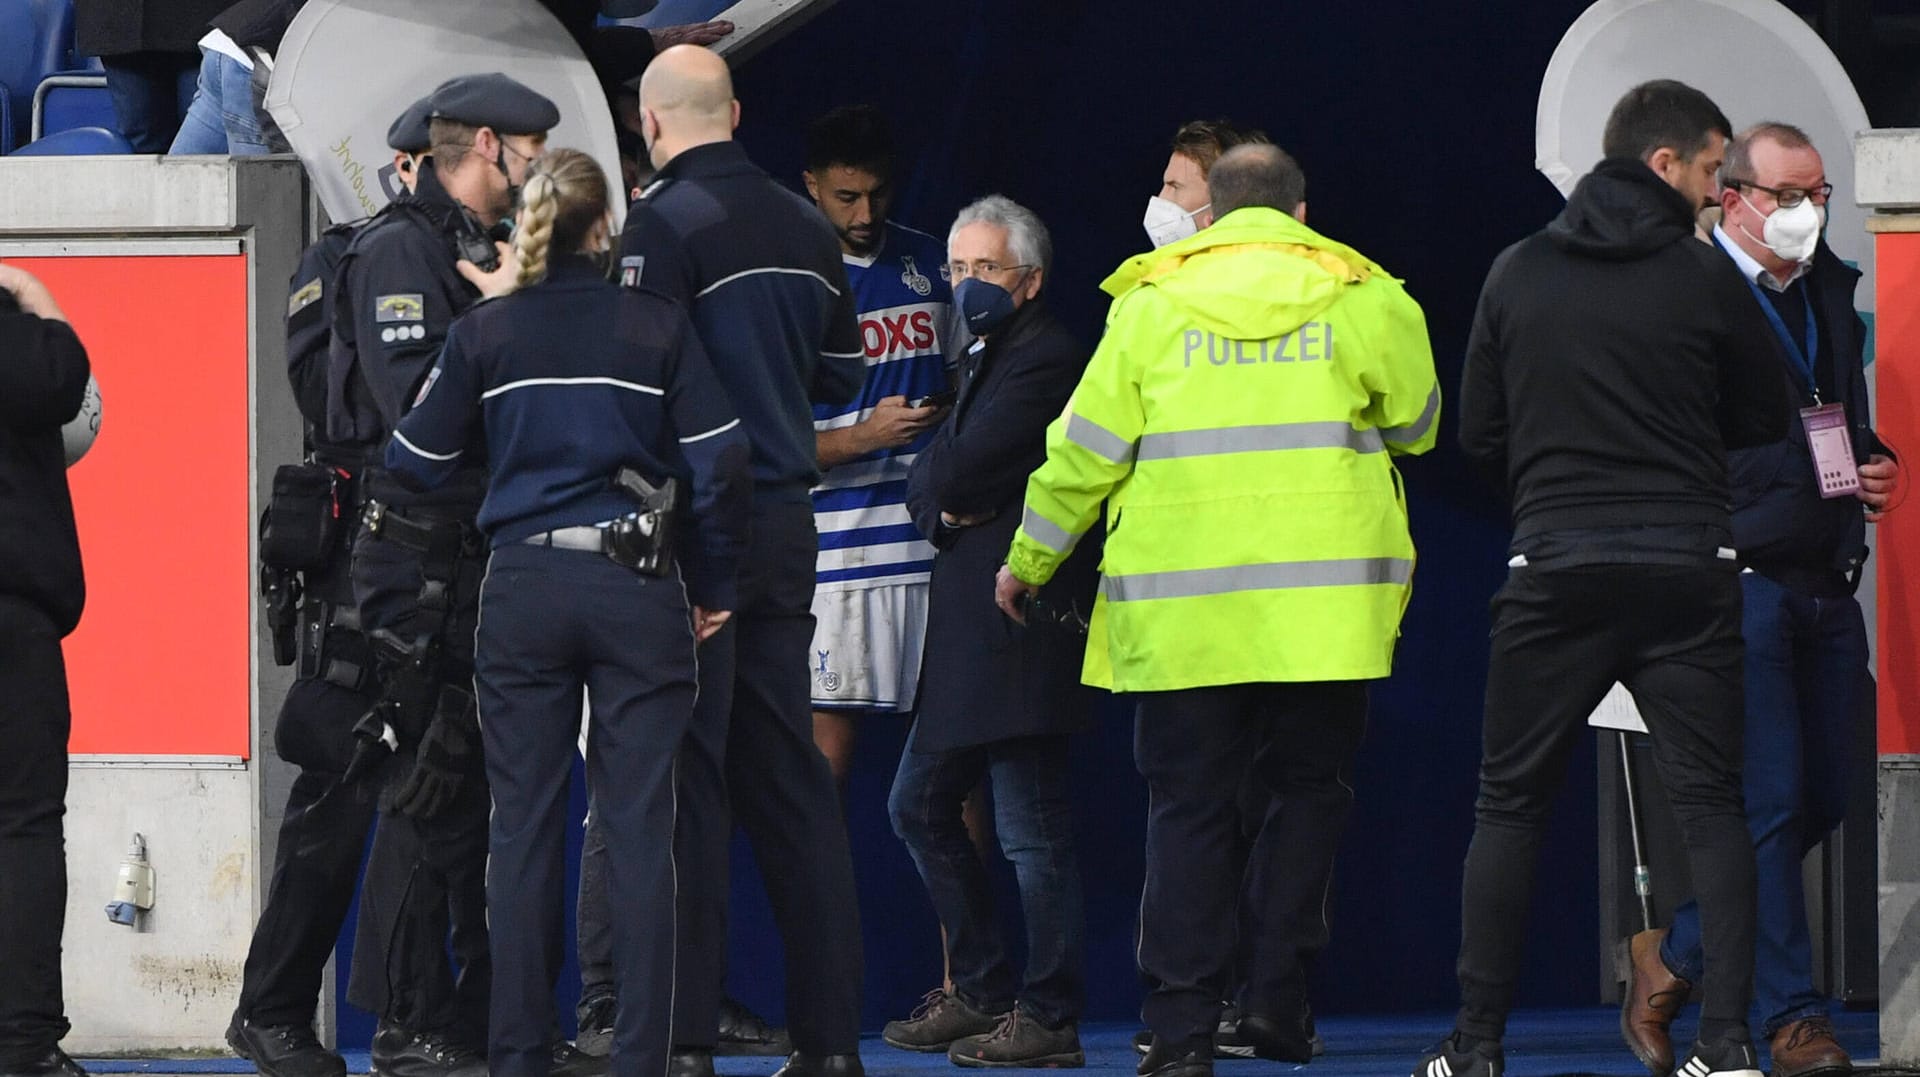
xmin=607 ymin=465 xmax=679 ymax=577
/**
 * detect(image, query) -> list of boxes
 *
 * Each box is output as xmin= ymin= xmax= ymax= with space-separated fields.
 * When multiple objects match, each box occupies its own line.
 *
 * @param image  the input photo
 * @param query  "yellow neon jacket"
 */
xmin=1006 ymin=207 xmax=1439 ymax=691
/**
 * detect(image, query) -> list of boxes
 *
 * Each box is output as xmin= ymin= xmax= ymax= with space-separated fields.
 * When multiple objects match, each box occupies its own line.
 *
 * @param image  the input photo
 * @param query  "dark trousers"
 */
xmin=475 ymin=546 xmax=693 ymax=1077
xmin=1662 ymin=571 xmax=1869 ymax=1036
xmin=99 ymin=52 xmax=199 ymax=152
xmin=234 ymin=678 xmax=381 ymax=1029
xmin=576 ymin=804 xmax=616 ymax=1009
xmin=346 ymin=775 xmax=492 ymax=1043
xmin=1133 ymin=681 xmax=1368 ymax=1046
xmin=889 ymin=731 xmax=1084 ymax=1027
xmin=0 ymin=598 xmax=72 ymax=1067
xmin=1455 ymin=564 xmax=1756 ymax=1043
xmin=674 ymin=498 xmax=864 ymax=1055
xmin=346 ymin=528 xmax=491 ymax=1045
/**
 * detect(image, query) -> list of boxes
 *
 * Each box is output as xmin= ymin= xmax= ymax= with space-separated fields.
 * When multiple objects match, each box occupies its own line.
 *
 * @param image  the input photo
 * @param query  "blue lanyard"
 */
xmin=1716 ymin=235 xmax=1820 ymax=401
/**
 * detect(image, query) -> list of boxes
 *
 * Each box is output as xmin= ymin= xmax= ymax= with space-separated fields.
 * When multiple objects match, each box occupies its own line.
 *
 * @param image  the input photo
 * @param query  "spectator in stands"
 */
xmin=75 ymin=0 xmax=229 ymax=152
xmin=0 ymin=264 xmax=94 ymax=1077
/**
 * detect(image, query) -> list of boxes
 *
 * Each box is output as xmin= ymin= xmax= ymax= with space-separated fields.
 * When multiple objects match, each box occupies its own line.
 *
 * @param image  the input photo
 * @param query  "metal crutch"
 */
xmin=1618 ymin=730 xmax=1655 ymax=933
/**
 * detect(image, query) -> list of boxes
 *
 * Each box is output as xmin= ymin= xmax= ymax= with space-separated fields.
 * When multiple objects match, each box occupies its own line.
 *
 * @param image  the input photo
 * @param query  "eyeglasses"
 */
xmin=942 ymin=260 xmax=1034 ymax=282
xmin=1726 ymin=178 xmax=1834 ymax=208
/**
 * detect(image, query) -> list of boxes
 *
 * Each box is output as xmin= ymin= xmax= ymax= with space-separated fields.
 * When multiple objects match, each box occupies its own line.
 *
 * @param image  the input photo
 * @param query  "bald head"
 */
xmin=1208 ymin=143 xmax=1307 ymax=221
xmin=638 ymin=45 xmax=738 ymax=168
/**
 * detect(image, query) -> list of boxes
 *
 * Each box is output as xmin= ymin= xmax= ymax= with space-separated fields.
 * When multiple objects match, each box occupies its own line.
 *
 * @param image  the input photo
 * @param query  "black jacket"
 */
xmin=905 ymin=300 xmax=1100 ymax=753
xmin=77 ymin=0 xmax=232 ymax=56
xmin=1725 ymin=240 xmax=1888 ymax=587
xmin=327 ymin=161 xmax=487 ymax=509
xmin=211 ymin=0 xmax=303 ymax=53
xmin=0 ymin=306 xmax=91 ymax=635
xmin=1459 ymin=157 xmax=1787 ymax=545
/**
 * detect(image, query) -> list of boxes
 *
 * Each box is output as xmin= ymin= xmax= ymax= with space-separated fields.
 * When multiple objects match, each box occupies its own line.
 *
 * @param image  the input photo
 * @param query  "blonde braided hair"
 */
xmin=510 ymin=148 xmax=611 ymax=290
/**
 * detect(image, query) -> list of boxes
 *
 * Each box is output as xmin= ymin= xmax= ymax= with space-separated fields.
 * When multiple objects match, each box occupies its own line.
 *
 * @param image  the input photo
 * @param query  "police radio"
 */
xmin=454 ymin=230 xmax=501 ymax=274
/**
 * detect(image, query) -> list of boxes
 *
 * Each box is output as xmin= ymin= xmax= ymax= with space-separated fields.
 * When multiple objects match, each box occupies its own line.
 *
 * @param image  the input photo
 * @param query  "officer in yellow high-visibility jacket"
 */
xmin=993 ymin=144 xmax=1439 ymax=1077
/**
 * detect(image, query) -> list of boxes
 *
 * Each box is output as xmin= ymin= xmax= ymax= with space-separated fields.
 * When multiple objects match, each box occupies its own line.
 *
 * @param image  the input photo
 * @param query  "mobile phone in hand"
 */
xmin=908 ymin=389 xmax=957 ymax=409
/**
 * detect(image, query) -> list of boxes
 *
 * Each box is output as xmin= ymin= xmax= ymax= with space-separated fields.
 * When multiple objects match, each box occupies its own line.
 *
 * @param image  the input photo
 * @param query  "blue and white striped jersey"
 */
xmin=812 ymin=223 xmax=956 ymax=591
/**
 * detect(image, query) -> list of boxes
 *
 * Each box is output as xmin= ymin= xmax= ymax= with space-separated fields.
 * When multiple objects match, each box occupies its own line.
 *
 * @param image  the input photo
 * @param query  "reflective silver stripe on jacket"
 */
xmin=1021 ymin=505 xmax=1079 ymax=554
xmin=1101 ymin=557 xmax=1414 ymax=602
xmin=1382 ymin=385 xmax=1440 ymax=446
xmin=1066 ymin=412 xmax=1136 ymax=465
xmin=1136 ymin=422 xmax=1383 ymax=461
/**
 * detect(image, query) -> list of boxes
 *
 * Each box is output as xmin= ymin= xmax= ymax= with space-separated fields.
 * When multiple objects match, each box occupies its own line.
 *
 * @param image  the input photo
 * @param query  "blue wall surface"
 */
xmin=341 ymin=0 xmax=1626 ymax=1043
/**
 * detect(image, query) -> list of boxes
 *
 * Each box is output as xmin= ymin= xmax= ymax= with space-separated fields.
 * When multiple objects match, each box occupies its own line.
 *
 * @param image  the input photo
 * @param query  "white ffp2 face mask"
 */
xmin=1739 ymin=193 xmax=1825 ymax=264
xmin=1143 ymin=195 xmax=1207 ymax=248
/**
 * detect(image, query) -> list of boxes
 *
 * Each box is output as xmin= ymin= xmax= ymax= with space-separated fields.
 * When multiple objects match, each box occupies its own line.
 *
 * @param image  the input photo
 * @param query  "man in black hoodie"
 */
xmin=0 ymin=265 xmax=92 ymax=1077
xmin=1415 ymin=80 xmax=1786 ymax=1077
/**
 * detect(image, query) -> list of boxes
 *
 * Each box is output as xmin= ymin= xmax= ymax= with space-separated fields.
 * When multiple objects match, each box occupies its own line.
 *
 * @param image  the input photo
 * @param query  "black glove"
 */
xmin=389 ymin=687 xmax=477 ymax=818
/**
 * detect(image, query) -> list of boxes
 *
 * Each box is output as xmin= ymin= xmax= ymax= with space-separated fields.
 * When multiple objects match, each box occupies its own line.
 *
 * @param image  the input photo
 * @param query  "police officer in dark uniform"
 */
xmin=618 ymin=47 xmax=866 ymax=1077
xmin=326 ymin=72 xmax=556 ymax=1077
xmin=224 ymin=94 xmax=440 ymax=1077
xmin=386 ymin=145 xmax=751 ymax=1077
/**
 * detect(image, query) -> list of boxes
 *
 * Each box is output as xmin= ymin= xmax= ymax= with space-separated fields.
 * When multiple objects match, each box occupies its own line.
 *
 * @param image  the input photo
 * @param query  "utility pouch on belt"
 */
xmin=262 ymin=463 xmax=344 ymax=571
xmin=608 ymin=466 xmax=678 ymax=577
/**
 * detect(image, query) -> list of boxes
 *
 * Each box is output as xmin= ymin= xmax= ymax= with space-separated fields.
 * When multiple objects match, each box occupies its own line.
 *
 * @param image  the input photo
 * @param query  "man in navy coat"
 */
xmin=888 ymin=195 xmax=1100 ymax=1069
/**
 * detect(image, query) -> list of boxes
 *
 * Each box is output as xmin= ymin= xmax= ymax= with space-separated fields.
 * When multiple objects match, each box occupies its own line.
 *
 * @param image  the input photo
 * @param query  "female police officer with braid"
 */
xmin=383 ymin=148 xmax=752 ymax=1077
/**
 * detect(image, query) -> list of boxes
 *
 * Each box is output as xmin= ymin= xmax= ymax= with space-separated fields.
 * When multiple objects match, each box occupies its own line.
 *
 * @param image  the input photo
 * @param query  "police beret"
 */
xmin=386 ymin=97 xmax=434 ymax=153
xmin=428 ymin=73 xmax=561 ymax=135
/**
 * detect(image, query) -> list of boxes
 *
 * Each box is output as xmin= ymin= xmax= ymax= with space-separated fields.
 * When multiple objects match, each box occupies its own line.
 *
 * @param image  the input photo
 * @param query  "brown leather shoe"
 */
xmin=1619 ymin=928 xmax=1689 ymax=1074
xmin=1769 ymin=1015 xmax=1852 ymax=1076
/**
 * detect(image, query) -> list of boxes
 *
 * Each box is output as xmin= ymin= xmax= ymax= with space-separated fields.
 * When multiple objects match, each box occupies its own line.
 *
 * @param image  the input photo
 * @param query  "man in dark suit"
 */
xmin=887 ymin=195 xmax=1099 ymax=1070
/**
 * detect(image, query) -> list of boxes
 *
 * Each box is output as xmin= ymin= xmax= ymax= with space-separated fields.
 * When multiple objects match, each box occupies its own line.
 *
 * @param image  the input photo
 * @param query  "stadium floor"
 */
xmin=76 ymin=1006 xmax=1895 ymax=1076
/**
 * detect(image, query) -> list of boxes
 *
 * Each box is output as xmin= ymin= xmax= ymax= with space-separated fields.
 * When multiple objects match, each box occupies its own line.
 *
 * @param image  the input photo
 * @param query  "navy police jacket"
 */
xmin=1726 ymin=240 xmax=1891 ymax=587
xmin=618 ymin=141 xmax=864 ymax=498
xmin=385 ymin=256 xmax=752 ymax=609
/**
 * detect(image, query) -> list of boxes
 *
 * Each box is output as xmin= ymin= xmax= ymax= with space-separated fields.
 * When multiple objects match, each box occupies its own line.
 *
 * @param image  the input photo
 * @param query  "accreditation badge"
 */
xmin=1801 ymin=403 xmax=1862 ymax=498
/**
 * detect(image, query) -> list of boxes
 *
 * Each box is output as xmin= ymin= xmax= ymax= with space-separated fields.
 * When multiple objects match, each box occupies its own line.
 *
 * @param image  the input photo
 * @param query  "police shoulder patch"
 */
xmin=288 ymin=278 xmax=323 ymax=318
xmin=413 ymin=365 xmax=442 ymax=408
xmin=619 ymin=256 xmax=645 ymax=289
xmin=375 ymin=293 xmax=425 ymax=323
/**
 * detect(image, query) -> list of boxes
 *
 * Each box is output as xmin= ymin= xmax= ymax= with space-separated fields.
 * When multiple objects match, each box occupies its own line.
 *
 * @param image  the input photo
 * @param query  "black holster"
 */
xmin=608 ymin=466 xmax=678 ymax=577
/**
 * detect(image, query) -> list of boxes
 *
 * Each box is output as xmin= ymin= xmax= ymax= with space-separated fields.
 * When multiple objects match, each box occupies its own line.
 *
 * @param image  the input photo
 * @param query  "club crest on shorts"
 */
xmin=816 ymin=649 xmax=840 ymax=693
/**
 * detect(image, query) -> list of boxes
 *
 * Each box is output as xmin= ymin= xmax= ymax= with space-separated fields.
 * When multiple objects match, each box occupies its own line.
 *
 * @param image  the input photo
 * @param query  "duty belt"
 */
xmin=363 ymin=500 xmax=476 ymax=554
xmin=521 ymin=525 xmax=614 ymax=553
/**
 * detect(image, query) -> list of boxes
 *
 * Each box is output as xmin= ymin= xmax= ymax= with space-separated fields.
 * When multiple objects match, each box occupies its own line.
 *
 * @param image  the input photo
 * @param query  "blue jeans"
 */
xmin=169 ymin=48 xmax=268 ymax=155
xmin=100 ymin=52 xmax=199 ymax=153
xmin=1663 ymin=570 xmax=1869 ymax=1036
xmin=888 ymin=730 xmax=1084 ymax=1028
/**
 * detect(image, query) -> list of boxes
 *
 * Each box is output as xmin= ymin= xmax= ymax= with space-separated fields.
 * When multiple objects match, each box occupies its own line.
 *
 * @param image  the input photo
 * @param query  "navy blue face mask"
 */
xmin=954 ymin=276 xmax=1021 ymax=336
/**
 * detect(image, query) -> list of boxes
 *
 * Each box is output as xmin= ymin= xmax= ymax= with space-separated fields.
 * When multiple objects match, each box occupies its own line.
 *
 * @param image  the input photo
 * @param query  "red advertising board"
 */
xmin=15 ymin=249 xmax=253 ymax=758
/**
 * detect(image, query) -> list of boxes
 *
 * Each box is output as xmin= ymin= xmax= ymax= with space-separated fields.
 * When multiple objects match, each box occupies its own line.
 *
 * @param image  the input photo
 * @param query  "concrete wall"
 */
xmin=1858 ymin=126 xmax=1920 ymax=1067
xmin=0 ymin=155 xmax=310 ymax=1053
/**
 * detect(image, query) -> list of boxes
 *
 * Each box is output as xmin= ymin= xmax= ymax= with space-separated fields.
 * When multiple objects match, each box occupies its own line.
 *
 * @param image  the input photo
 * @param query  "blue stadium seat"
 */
xmin=0 ymin=0 xmax=78 ymax=152
xmin=10 ymin=125 xmax=134 ymax=156
xmin=33 ymin=72 xmax=113 ymax=140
